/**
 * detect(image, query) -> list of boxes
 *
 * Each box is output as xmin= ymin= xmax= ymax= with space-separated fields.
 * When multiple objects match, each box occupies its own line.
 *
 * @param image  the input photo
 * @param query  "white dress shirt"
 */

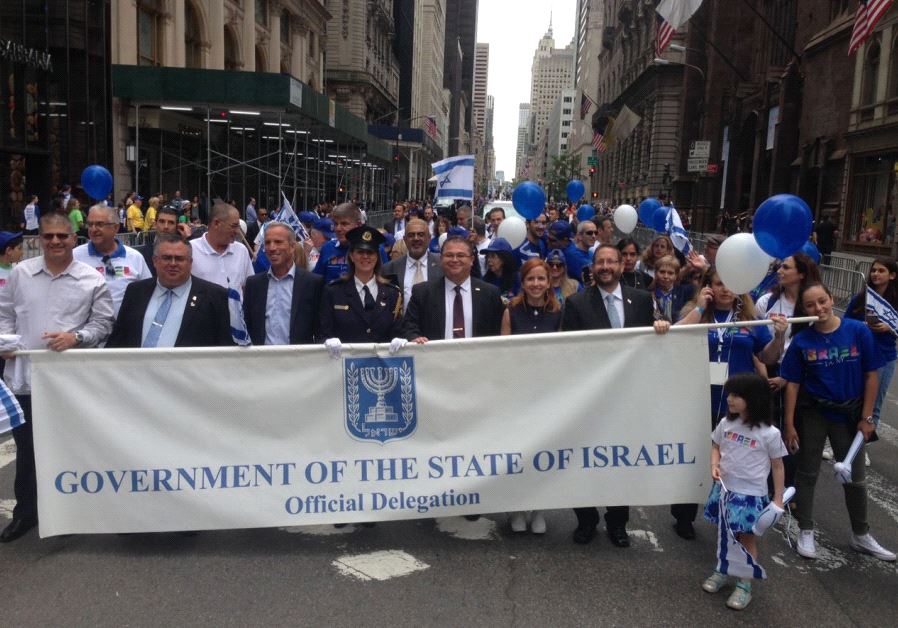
xmin=597 ymin=284 xmax=625 ymax=326
xmin=354 ymin=276 xmax=379 ymax=304
xmin=444 ymin=277 xmax=473 ymax=339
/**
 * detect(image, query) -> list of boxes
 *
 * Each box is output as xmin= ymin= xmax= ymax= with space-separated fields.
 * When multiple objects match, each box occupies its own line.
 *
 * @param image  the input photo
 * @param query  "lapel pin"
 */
xmin=626 ymin=299 xmax=632 ymax=304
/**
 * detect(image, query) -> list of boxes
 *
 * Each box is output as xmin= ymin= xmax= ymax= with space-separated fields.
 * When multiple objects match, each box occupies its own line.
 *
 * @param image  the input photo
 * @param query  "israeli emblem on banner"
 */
xmin=344 ymin=357 xmax=417 ymax=443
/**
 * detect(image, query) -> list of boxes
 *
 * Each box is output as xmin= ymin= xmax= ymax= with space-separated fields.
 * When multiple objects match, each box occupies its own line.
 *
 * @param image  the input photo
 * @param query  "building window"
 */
xmin=185 ymin=1 xmax=203 ymax=69
xmin=255 ymin=45 xmax=267 ymax=72
xmin=281 ymin=10 xmax=290 ymax=44
xmin=137 ymin=0 xmax=163 ymax=66
xmin=256 ymin=0 xmax=269 ymax=27
xmin=848 ymin=155 xmax=897 ymax=246
xmin=224 ymin=26 xmax=240 ymax=70
xmin=563 ymin=108 xmax=571 ymax=115
xmin=890 ymin=34 xmax=898 ymax=100
xmin=862 ymin=40 xmax=881 ymax=107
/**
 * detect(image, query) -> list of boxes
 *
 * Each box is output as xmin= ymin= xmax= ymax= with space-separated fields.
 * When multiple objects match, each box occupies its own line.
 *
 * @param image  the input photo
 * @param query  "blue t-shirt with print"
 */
xmin=312 ymin=240 xmax=349 ymax=283
xmin=781 ymin=318 xmax=883 ymax=421
xmin=515 ymin=236 xmax=547 ymax=266
xmin=707 ymin=311 xmax=773 ymax=419
xmin=845 ymin=295 xmax=898 ymax=363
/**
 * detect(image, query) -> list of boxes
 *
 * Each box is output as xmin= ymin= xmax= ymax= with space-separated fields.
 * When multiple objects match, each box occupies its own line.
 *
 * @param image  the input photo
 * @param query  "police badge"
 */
xmin=344 ymin=356 xmax=418 ymax=443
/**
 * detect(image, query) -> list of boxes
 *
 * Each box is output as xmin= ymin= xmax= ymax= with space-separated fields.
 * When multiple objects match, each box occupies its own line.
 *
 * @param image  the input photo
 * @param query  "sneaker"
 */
xmin=865 ymin=452 xmax=871 ymax=467
xmin=822 ymin=442 xmax=834 ymax=460
xmin=850 ymin=533 xmax=897 ymax=561
xmin=797 ymin=530 xmax=817 ymax=558
xmin=509 ymin=512 xmax=527 ymax=533
xmin=530 ymin=512 xmax=547 ymax=534
xmin=726 ymin=582 xmax=752 ymax=610
xmin=701 ymin=571 xmax=727 ymax=593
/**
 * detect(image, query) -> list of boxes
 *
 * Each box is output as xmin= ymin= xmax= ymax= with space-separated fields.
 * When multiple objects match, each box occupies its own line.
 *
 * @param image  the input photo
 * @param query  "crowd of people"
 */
xmin=0 ymin=195 xmax=895 ymax=612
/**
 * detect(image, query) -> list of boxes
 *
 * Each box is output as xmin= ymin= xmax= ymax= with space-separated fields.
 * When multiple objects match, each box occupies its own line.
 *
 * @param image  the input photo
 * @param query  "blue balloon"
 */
xmin=652 ymin=205 xmax=671 ymax=232
xmin=576 ymin=204 xmax=595 ymax=222
xmin=512 ymin=182 xmax=547 ymax=220
xmin=566 ymin=179 xmax=586 ymax=204
xmin=799 ymin=240 xmax=821 ymax=264
xmin=753 ymin=194 xmax=813 ymax=259
xmin=81 ymin=165 xmax=113 ymax=200
xmin=638 ymin=198 xmax=662 ymax=226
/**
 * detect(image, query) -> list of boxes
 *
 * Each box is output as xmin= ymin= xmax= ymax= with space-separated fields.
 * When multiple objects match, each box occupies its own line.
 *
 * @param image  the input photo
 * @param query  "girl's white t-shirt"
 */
xmin=712 ymin=417 xmax=788 ymax=496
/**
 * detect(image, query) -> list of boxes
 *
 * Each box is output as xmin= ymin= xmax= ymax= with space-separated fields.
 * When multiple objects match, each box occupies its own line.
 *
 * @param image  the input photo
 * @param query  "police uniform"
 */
xmin=318 ymin=226 xmax=403 ymax=343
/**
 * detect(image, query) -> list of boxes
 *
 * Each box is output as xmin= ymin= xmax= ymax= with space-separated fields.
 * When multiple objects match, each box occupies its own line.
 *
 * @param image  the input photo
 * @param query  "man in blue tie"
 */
xmin=561 ymin=244 xmax=670 ymax=548
xmin=107 ymin=234 xmax=233 ymax=348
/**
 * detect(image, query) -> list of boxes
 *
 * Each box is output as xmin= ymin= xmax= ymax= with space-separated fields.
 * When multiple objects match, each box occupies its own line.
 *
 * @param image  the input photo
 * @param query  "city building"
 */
xmin=515 ymin=103 xmax=531 ymax=179
xmin=444 ymin=0 xmax=478 ymax=157
xmin=0 ymin=0 xmax=112 ymax=227
xmin=473 ymin=43 xmax=489 ymax=194
xmin=568 ymin=0 xmax=604 ymax=198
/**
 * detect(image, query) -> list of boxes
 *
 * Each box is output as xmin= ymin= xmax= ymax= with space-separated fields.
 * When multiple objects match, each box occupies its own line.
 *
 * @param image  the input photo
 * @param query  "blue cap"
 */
xmin=383 ymin=232 xmax=396 ymax=248
xmin=480 ymin=237 xmax=513 ymax=255
xmin=446 ymin=226 xmax=469 ymax=238
xmin=299 ymin=211 xmax=318 ymax=225
xmin=546 ymin=248 xmax=566 ymax=265
xmin=0 ymin=231 xmax=23 ymax=251
xmin=547 ymin=221 xmax=571 ymax=240
xmin=312 ymin=218 xmax=335 ymax=239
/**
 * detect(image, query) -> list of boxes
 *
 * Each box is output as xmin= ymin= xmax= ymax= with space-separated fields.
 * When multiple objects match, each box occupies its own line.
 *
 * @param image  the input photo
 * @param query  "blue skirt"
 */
xmin=703 ymin=482 xmax=770 ymax=535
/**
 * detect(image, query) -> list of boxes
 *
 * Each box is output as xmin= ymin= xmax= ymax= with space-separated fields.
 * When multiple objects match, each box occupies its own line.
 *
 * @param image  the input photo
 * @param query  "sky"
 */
xmin=476 ymin=0 xmax=576 ymax=180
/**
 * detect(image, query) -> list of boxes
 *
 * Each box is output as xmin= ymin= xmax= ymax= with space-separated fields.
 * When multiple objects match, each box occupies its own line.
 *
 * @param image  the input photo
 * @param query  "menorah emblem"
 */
xmin=360 ymin=366 xmax=400 ymax=423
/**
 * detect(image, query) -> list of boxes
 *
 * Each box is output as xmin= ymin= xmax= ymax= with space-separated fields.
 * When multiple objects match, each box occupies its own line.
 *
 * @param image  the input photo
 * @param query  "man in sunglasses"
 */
xmin=0 ymin=213 xmax=114 ymax=542
xmin=73 ymin=204 xmax=152 ymax=316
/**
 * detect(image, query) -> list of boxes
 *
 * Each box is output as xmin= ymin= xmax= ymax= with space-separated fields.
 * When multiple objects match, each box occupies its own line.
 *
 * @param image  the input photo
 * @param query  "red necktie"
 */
xmin=453 ymin=285 xmax=465 ymax=338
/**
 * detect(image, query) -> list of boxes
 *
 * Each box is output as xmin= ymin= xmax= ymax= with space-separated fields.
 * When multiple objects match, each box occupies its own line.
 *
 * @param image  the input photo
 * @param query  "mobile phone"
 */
xmin=866 ymin=314 xmax=881 ymax=325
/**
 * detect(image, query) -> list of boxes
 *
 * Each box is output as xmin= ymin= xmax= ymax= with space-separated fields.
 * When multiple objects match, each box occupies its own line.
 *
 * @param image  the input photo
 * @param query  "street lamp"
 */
xmin=653 ymin=57 xmax=705 ymax=82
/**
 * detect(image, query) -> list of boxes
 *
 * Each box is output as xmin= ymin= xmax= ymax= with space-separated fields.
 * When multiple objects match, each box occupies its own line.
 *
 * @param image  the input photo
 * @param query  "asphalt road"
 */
xmin=3 ymin=394 xmax=898 ymax=627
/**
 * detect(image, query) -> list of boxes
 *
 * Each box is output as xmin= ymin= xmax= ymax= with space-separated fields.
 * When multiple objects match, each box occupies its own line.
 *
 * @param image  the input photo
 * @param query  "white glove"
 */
xmin=388 ymin=337 xmax=408 ymax=355
xmin=324 ymin=337 xmax=342 ymax=359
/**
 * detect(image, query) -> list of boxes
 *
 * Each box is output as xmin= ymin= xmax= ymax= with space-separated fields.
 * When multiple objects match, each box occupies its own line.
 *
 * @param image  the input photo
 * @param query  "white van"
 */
xmin=481 ymin=201 xmax=519 ymax=220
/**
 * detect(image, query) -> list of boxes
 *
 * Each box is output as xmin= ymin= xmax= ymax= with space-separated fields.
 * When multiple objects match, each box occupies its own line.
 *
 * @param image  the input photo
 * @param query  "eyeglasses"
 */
xmin=156 ymin=255 xmax=190 ymax=263
xmin=41 ymin=232 xmax=71 ymax=241
xmin=86 ymin=221 xmax=116 ymax=229
xmin=442 ymin=253 xmax=471 ymax=260
xmin=582 ymin=230 xmax=597 ymax=236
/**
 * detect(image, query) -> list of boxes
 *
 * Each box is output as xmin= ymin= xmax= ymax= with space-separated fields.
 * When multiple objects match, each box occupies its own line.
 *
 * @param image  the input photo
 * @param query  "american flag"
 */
xmin=592 ymin=131 xmax=607 ymax=153
xmin=656 ymin=19 xmax=676 ymax=57
xmin=423 ymin=116 xmax=438 ymax=139
xmin=850 ymin=0 xmax=894 ymax=54
xmin=580 ymin=93 xmax=593 ymax=119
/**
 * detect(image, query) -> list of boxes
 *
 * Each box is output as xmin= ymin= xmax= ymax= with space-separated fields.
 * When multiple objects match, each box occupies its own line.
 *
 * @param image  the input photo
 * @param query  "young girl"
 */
xmin=702 ymin=373 xmax=786 ymax=611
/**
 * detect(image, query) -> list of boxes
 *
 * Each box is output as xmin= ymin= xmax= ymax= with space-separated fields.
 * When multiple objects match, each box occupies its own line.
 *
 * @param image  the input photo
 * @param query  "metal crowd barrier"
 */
xmin=819 ymin=264 xmax=867 ymax=314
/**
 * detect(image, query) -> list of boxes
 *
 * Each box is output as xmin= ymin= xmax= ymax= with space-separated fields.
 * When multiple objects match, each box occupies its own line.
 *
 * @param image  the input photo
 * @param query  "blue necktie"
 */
xmin=143 ymin=289 xmax=174 ymax=347
xmin=606 ymin=294 xmax=622 ymax=329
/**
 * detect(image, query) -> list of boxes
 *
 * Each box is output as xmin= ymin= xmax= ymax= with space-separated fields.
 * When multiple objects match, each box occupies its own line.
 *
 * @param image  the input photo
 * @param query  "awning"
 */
xmin=111 ymin=65 xmax=392 ymax=161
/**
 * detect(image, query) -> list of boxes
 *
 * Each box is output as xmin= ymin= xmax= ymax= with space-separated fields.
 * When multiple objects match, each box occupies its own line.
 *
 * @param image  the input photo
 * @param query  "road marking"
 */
xmin=864 ymin=469 xmax=898 ymax=528
xmin=628 ymin=529 xmax=663 ymax=552
xmin=332 ymin=550 xmax=429 ymax=581
xmin=279 ymin=524 xmax=357 ymax=536
xmin=435 ymin=516 xmax=499 ymax=540
xmin=875 ymin=420 xmax=898 ymax=449
xmin=0 ymin=438 xmax=15 ymax=471
xmin=0 ymin=498 xmax=14 ymax=520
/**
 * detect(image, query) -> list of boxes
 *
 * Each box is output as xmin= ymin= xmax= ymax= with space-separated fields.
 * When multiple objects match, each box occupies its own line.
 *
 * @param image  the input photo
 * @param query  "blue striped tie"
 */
xmin=143 ymin=289 xmax=174 ymax=347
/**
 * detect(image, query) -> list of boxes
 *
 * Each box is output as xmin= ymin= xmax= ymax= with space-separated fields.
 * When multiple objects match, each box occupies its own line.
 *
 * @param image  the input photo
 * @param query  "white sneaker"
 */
xmin=797 ymin=530 xmax=817 ymax=558
xmin=822 ymin=442 xmax=834 ymax=460
xmin=509 ymin=512 xmax=527 ymax=533
xmin=850 ymin=533 xmax=897 ymax=561
xmin=530 ymin=511 xmax=547 ymax=535
xmin=865 ymin=452 xmax=871 ymax=467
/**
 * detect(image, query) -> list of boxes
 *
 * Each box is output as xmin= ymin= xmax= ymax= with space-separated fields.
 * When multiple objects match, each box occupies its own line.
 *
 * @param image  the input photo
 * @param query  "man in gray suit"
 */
xmin=382 ymin=218 xmax=443 ymax=312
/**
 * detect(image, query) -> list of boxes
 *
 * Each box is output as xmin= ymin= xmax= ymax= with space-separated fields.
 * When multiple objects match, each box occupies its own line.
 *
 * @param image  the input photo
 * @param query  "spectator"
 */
xmin=636 ymin=235 xmax=675 ymax=279
xmin=546 ymin=248 xmax=580 ymax=304
xmin=480 ymin=237 xmax=521 ymax=303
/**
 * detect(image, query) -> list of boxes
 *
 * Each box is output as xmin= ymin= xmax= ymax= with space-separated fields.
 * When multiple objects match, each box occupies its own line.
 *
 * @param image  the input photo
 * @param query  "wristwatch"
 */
xmin=863 ymin=415 xmax=875 ymax=425
xmin=74 ymin=331 xmax=84 ymax=346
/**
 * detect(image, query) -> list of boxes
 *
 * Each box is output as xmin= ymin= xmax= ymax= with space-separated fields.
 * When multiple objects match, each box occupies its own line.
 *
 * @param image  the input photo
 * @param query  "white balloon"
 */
xmin=497 ymin=216 xmax=527 ymax=248
xmin=438 ymin=232 xmax=448 ymax=249
xmin=715 ymin=233 xmax=773 ymax=295
xmin=613 ymin=204 xmax=638 ymax=234
xmin=239 ymin=219 xmax=248 ymax=235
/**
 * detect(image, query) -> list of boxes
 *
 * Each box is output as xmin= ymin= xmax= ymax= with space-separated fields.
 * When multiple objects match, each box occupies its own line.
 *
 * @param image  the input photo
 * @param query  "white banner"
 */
xmin=32 ymin=327 xmax=712 ymax=537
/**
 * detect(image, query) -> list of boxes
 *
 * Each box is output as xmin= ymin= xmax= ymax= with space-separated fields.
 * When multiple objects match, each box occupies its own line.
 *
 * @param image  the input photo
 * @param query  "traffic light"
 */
xmin=592 ymin=191 xmax=598 ymax=199
xmin=589 ymin=166 xmax=596 ymax=175
xmin=393 ymin=150 xmax=400 ymax=162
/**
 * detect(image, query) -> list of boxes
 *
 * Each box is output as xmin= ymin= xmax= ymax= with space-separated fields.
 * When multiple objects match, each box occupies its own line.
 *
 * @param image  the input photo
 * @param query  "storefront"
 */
xmin=843 ymin=153 xmax=897 ymax=253
xmin=0 ymin=0 xmax=111 ymax=228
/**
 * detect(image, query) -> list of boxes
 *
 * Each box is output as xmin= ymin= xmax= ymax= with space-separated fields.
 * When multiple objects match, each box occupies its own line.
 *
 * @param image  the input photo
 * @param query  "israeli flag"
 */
xmin=433 ymin=155 xmax=475 ymax=202
xmin=228 ymin=278 xmax=251 ymax=346
xmin=0 ymin=379 xmax=24 ymax=435
xmin=716 ymin=484 xmax=767 ymax=580
xmin=664 ymin=204 xmax=692 ymax=256
xmin=273 ymin=191 xmax=310 ymax=241
xmin=866 ymin=286 xmax=898 ymax=335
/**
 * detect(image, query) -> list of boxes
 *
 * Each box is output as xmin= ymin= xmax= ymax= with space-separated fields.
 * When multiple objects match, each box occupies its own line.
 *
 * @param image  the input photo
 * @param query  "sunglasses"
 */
xmin=41 ymin=232 xmax=71 ymax=241
xmin=547 ymin=261 xmax=565 ymax=268
xmin=582 ymin=230 xmax=597 ymax=236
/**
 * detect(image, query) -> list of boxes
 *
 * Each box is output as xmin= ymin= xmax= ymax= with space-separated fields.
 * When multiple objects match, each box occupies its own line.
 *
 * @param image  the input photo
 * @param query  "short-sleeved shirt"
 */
xmin=73 ymin=240 xmax=153 ymax=315
xmin=563 ymin=242 xmax=590 ymax=282
xmin=515 ymin=236 xmax=547 ymax=266
xmin=707 ymin=311 xmax=772 ymax=419
xmin=845 ymin=294 xmax=897 ymax=363
xmin=712 ymin=417 xmax=787 ymax=496
xmin=781 ymin=318 xmax=883 ymax=421
xmin=313 ymin=240 xmax=349 ymax=284
xmin=189 ymin=234 xmax=254 ymax=295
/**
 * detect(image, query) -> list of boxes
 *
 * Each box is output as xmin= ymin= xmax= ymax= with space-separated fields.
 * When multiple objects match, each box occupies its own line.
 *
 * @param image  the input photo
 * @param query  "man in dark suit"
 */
xmin=403 ymin=235 xmax=504 ymax=343
xmin=244 ymin=222 xmax=323 ymax=345
xmin=561 ymin=243 xmax=670 ymax=548
xmin=382 ymin=218 xmax=443 ymax=312
xmin=107 ymin=234 xmax=233 ymax=348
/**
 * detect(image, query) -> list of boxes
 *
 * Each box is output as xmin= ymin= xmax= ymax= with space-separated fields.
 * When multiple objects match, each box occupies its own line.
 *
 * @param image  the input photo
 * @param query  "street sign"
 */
xmin=587 ymin=157 xmax=598 ymax=166
xmin=687 ymin=157 xmax=707 ymax=173
xmin=689 ymin=140 xmax=711 ymax=159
